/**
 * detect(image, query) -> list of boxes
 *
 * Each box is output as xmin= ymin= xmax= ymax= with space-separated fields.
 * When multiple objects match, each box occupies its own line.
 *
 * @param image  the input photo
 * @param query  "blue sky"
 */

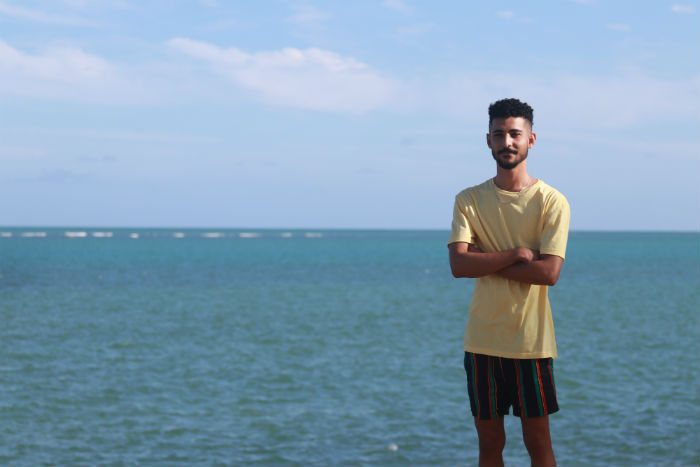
xmin=0 ymin=0 xmax=698 ymax=230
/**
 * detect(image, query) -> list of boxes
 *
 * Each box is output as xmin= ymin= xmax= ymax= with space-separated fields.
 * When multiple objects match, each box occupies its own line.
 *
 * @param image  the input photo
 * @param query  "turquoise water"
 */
xmin=1 ymin=229 xmax=698 ymax=466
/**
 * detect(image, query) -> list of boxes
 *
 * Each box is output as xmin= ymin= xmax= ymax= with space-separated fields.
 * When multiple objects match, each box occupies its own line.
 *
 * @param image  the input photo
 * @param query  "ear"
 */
xmin=528 ymin=132 xmax=536 ymax=148
xmin=486 ymin=133 xmax=492 ymax=149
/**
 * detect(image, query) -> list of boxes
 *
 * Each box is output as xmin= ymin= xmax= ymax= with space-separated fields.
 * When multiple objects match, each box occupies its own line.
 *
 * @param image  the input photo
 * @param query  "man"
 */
xmin=448 ymin=98 xmax=570 ymax=467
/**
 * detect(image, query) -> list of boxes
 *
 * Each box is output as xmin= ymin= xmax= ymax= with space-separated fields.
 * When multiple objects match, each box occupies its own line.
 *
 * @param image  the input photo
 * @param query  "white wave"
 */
xmin=129 ymin=233 xmax=139 ymax=239
xmin=304 ymin=232 xmax=323 ymax=238
xmin=91 ymin=232 xmax=113 ymax=238
xmin=21 ymin=232 xmax=47 ymax=237
xmin=239 ymin=232 xmax=261 ymax=238
xmin=280 ymin=232 xmax=293 ymax=238
xmin=202 ymin=232 xmax=224 ymax=238
xmin=173 ymin=232 xmax=186 ymax=238
xmin=0 ymin=232 xmax=13 ymax=238
xmin=65 ymin=231 xmax=87 ymax=238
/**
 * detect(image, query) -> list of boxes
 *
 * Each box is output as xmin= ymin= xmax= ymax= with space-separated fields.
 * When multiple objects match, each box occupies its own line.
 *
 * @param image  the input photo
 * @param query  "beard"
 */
xmin=492 ymin=147 xmax=528 ymax=170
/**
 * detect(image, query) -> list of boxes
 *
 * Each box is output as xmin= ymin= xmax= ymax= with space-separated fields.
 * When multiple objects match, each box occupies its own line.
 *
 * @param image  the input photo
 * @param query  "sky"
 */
xmin=0 ymin=0 xmax=698 ymax=230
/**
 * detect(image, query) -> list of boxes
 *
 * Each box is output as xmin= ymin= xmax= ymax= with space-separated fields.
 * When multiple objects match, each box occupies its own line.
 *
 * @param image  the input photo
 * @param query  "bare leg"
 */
xmin=474 ymin=416 xmax=506 ymax=467
xmin=520 ymin=415 xmax=556 ymax=467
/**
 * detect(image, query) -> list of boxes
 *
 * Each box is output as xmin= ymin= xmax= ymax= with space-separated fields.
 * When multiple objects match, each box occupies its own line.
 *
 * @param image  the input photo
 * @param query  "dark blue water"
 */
xmin=1 ymin=229 xmax=698 ymax=466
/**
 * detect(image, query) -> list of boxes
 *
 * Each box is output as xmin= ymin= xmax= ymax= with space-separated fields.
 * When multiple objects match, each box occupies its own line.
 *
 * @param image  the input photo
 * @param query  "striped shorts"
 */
xmin=464 ymin=352 xmax=559 ymax=420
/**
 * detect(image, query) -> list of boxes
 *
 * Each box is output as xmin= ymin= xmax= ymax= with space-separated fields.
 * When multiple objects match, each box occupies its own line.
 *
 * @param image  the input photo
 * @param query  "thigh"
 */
xmin=509 ymin=357 xmax=559 ymax=418
xmin=474 ymin=416 xmax=505 ymax=441
xmin=520 ymin=414 xmax=551 ymax=438
xmin=465 ymin=352 xmax=510 ymax=420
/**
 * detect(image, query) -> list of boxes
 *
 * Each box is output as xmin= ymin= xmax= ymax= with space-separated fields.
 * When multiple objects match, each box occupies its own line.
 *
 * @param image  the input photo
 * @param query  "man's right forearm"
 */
xmin=449 ymin=243 xmax=535 ymax=278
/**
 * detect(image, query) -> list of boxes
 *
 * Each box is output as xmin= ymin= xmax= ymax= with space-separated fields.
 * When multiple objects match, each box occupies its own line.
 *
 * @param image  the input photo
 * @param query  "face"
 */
xmin=487 ymin=117 xmax=536 ymax=170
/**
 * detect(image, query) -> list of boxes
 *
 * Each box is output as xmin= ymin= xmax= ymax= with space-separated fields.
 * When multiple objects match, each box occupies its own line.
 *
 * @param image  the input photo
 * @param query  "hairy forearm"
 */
xmin=449 ymin=243 xmax=536 ymax=278
xmin=497 ymin=255 xmax=563 ymax=286
xmin=450 ymin=251 xmax=517 ymax=278
xmin=449 ymin=242 xmax=563 ymax=285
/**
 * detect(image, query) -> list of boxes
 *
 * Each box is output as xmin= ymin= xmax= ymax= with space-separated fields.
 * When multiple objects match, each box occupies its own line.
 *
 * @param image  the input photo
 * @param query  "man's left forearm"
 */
xmin=497 ymin=254 xmax=563 ymax=286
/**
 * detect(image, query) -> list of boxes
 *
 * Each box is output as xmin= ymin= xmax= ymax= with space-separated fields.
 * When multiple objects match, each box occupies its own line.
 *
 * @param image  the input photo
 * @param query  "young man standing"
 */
xmin=448 ymin=98 xmax=570 ymax=467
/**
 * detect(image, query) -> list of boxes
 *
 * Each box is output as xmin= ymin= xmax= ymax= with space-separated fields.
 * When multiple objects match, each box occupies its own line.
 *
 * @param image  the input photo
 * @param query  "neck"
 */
xmin=494 ymin=164 xmax=534 ymax=192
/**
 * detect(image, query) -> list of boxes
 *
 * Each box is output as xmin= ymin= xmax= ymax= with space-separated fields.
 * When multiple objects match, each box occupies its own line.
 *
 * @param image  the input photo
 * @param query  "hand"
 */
xmin=513 ymin=246 xmax=540 ymax=263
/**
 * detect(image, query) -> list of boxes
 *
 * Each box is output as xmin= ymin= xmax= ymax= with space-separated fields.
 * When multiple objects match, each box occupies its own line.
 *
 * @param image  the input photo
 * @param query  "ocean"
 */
xmin=1 ymin=229 xmax=698 ymax=466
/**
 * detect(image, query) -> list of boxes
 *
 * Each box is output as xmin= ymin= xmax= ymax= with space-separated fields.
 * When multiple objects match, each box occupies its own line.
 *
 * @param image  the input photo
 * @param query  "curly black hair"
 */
xmin=488 ymin=98 xmax=533 ymax=127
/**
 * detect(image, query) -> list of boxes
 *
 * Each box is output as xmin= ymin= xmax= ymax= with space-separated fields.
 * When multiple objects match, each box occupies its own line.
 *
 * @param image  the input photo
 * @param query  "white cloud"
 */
xmin=61 ymin=0 xmax=130 ymax=7
xmin=37 ymin=168 xmax=89 ymax=184
xmin=428 ymin=70 xmax=700 ymax=129
xmin=0 ymin=144 xmax=44 ymax=160
xmin=52 ymin=128 xmax=217 ymax=144
xmin=383 ymin=0 xmax=413 ymax=15
xmin=497 ymin=10 xmax=533 ymax=22
xmin=671 ymin=4 xmax=695 ymax=14
xmin=168 ymin=38 xmax=398 ymax=113
xmin=0 ymin=40 xmax=155 ymax=104
xmin=0 ymin=40 xmax=111 ymax=81
xmin=606 ymin=23 xmax=631 ymax=31
xmin=0 ymin=1 xmax=93 ymax=25
xmin=396 ymin=22 xmax=435 ymax=38
xmin=286 ymin=4 xmax=331 ymax=24
xmin=497 ymin=10 xmax=515 ymax=19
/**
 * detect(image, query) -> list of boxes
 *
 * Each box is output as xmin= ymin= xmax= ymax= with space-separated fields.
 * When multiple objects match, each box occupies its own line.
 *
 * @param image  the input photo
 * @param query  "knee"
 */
xmin=523 ymin=430 xmax=551 ymax=456
xmin=478 ymin=427 xmax=506 ymax=453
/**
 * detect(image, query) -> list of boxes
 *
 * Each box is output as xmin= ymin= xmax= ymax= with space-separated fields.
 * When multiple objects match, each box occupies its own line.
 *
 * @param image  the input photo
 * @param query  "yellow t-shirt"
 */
xmin=448 ymin=178 xmax=570 ymax=359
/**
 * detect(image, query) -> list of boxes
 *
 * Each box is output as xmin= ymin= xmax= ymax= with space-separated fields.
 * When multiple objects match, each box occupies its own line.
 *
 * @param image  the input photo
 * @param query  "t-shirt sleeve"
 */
xmin=448 ymin=193 xmax=476 ymax=245
xmin=539 ymin=192 xmax=570 ymax=259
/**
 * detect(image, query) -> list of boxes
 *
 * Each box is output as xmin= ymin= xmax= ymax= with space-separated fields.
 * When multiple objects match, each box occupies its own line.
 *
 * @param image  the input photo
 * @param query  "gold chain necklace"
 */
xmin=493 ymin=177 xmax=536 ymax=193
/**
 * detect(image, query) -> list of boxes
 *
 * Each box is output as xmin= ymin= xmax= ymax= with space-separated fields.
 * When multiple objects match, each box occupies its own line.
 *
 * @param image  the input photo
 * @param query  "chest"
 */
xmin=468 ymin=195 xmax=545 ymax=249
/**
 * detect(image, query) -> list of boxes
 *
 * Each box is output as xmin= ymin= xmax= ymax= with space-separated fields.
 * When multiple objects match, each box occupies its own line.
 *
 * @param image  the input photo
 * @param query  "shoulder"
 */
xmin=536 ymin=181 xmax=568 ymax=204
xmin=455 ymin=178 xmax=493 ymax=203
xmin=535 ymin=181 xmax=570 ymax=214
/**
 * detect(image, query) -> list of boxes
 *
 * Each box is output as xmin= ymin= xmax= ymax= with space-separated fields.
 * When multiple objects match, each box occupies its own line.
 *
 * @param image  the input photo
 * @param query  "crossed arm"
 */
xmin=448 ymin=242 xmax=563 ymax=286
